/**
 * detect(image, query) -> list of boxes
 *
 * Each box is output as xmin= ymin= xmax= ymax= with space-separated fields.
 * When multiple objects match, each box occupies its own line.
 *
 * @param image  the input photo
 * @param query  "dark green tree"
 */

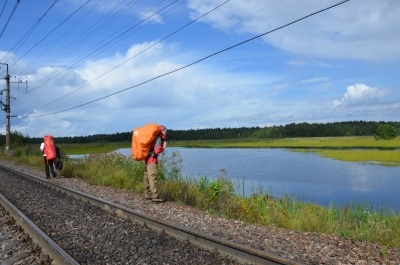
xmin=374 ymin=124 xmax=398 ymax=140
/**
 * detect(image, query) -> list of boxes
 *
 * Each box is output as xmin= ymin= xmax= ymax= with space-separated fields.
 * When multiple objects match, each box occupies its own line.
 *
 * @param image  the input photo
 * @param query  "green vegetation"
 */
xmin=375 ymin=124 xmax=398 ymax=140
xmin=5 ymin=120 xmax=399 ymax=146
xmin=2 ymin=144 xmax=399 ymax=250
xmin=314 ymin=149 xmax=400 ymax=166
xmin=170 ymin=136 xmax=400 ymax=148
xmin=58 ymin=142 xmax=129 ymax=155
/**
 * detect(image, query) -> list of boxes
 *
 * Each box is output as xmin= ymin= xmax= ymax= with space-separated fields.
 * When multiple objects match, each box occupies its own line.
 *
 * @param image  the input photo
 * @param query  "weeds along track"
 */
xmin=0 ymin=165 xmax=297 ymax=265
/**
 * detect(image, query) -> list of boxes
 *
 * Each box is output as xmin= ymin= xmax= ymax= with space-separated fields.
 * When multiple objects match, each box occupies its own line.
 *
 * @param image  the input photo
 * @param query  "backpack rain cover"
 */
xmin=131 ymin=124 xmax=161 ymax=161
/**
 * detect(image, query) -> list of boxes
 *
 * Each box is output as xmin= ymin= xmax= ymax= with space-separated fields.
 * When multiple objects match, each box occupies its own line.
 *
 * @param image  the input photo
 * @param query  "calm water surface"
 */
xmin=115 ymin=147 xmax=399 ymax=212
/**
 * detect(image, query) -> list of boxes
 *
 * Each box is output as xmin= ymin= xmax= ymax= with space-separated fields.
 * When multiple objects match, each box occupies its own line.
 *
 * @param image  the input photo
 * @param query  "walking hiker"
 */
xmin=40 ymin=135 xmax=57 ymax=179
xmin=144 ymin=125 xmax=167 ymax=203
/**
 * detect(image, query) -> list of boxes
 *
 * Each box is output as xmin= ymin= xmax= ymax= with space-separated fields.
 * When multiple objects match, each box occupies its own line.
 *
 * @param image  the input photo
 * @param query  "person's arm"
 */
xmin=40 ymin=143 xmax=45 ymax=153
xmin=153 ymin=137 xmax=165 ymax=155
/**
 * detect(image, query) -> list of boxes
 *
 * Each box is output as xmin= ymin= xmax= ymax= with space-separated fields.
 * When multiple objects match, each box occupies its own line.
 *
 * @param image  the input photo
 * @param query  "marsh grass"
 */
xmin=3 ymin=142 xmax=400 ymax=249
xmin=315 ymin=149 xmax=400 ymax=166
xmin=173 ymin=136 xmax=400 ymax=166
xmin=59 ymin=142 xmax=129 ymax=155
xmin=171 ymin=136 xmax=400 ymax=149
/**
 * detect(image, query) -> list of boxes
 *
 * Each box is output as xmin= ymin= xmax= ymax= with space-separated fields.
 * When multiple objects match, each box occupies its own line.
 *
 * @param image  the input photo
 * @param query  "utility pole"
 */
xmin=0 ymin=63 xmax=28 ymax=154
xmin=0 ymin=63 xmax=11 ymax=153
xmin=5 ymin=68 xmax=10 ymax=152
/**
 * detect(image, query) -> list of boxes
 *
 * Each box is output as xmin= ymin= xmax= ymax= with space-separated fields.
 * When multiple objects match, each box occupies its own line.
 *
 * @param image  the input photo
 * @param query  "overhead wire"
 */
xmin=11 ymin=0 xmax=169 ymax=103
xmin=8 ymin=0 xmax=92 ymax=68
xmin=34 ymin=0 xmax=226 ymax=110
xmin=96 ymin=0 xmax=287 ymax=89
xmin=45 ymin=0 xmax=142 ymax=68
xmin=16 ymin=0 xmax=169 ymax=96
xmin=29 ymin=0 xmax=351 ymax=118
xmin=0 ymin=0 xmax=8 ymax=18
xmin=69 ymin=0 xmax=170 ymax=64
xmin=14 ymin=0 xmax=99 ymax=75
xmin=21 ymin=0 xmax=181 ymax=98
xmin=0 ymin=0 xmax=20 ymax=39
xmin=0 ymin=0 xmax=59 ymax=64
xmin=14 ymin=0 xmax=287 ymax=102
xmin=11 ymin=0 xmax=143 ymax=100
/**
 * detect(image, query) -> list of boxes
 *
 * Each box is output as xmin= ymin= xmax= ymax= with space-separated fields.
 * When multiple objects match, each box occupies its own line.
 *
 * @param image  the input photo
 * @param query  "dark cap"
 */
xmin=160 ymin=125 xmax=167 ymax=131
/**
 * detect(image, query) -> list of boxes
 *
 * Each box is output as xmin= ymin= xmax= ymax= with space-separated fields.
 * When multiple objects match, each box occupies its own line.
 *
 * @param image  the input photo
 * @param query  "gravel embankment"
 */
xmin=1 ymin=159 xmax=399 ymax=265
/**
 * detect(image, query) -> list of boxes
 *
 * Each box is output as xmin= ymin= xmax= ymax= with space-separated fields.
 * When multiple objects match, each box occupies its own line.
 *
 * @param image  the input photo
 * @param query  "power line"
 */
xmin=19 ymin=0 xmax=177 ymax=97
xmin=0 ymin=0 xmax=59 ymax=64
xmin=18 ymin=0 xmax=144 ymax=79
xmin=0 ymin=0 xmax=20 ymax=39
xmin=30 ymin=0 xmax=351 ymax=118
xmin=0 ymin=0 xmax=8 ymax=18
xmin=35 ymin=0 xmax=224 ymax=110
xmin=44 ymin=0 xmax=141 ymax=68
xmin=8 ymin=0 xmax=92 ymax=68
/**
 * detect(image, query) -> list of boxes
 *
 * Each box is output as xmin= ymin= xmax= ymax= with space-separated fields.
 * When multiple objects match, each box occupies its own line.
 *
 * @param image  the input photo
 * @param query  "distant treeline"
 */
xmin=2 ymin=121 xmax=399 ymax=146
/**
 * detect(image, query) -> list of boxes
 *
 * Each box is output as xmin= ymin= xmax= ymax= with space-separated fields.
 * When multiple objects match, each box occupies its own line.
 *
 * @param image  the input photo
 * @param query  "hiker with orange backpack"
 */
xmin=144 ymin=125 xmax=168 ymax=203
xmin=40 ymin=135 xmax=57 ymax=179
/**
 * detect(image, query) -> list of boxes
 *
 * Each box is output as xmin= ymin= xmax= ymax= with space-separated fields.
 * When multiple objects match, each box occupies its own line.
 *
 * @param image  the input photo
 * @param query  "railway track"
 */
xmin=0 ymin=164 xmax=300 ymax=265
xmin=0 ymin=193 xmax=77 ymax=265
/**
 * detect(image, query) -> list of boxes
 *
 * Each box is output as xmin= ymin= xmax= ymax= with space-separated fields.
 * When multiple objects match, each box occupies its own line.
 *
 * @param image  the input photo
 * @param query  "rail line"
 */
xmin=0 ymin=192 xmax=79 ymax=265
xmin=0 ymin=164 xmax=300 ymax=265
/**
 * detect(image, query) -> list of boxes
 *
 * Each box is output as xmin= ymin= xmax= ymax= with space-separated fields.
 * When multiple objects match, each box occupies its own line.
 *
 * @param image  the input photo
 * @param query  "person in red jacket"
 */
xmin=40 ymin=141 xmax=57 ymax=179
xmin=144 ymin=125 xmax=167 ymax=203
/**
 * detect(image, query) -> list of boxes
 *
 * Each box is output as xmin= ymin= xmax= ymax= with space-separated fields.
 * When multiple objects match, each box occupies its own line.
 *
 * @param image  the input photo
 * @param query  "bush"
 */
xmin=375 ymin=124 xmax=397 ymax=140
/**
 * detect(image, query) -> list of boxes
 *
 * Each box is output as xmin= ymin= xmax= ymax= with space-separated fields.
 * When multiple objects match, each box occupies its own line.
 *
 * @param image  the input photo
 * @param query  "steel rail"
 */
xmin=0 ymin=192 xmax=79 ymax=265
xmin=0 ymin=164 xmax=301 ymax=265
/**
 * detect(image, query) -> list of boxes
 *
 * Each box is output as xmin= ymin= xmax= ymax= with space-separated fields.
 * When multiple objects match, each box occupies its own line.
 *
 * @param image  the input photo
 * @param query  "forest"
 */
xmin=2 ymin=120 xmax=399 ymax=146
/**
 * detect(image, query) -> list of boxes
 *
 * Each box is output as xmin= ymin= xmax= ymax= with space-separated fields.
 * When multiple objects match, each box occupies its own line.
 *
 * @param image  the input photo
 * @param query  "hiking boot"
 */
xmin=152 ymin=197 xmax=165 ymax=203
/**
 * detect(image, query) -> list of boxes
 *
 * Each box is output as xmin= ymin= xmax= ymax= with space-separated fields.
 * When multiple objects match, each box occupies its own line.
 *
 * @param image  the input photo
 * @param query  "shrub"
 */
xmin=375 ymin=124 xmax=398 ymax=140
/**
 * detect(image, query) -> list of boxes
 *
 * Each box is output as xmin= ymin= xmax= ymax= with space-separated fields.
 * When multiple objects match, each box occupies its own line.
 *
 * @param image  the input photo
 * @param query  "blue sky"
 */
xmin=0 ymin=0 xmax=399 ymax=138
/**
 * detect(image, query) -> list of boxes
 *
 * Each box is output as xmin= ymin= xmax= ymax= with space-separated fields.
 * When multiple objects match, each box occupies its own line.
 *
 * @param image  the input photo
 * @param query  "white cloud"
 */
xmin=333 ymin=83 xmax=386 ymax=107
xmin=139 ymin=11 xmax=164 ymax=24
xmin=301 ymin=77 xmax=330 ymax=84
xmin=187 ymin=0 xmax=400 ymax=61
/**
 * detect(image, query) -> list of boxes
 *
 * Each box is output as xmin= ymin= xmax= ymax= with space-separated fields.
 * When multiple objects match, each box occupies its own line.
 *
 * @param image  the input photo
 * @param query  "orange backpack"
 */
xmin=44 ymin=135 xmax=57 ymax=161
xmin=131 ymin=124 xmax=161 ymax=161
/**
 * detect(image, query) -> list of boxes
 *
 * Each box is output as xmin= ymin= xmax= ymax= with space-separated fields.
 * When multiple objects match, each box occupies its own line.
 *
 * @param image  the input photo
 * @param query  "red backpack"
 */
xmin=44 ymin=135 xmax=57 ymax=161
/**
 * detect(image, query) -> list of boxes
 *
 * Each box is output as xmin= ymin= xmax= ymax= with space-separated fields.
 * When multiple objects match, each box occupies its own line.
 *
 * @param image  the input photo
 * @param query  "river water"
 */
xmin=113 ymin=147 xmax=399 ymax=213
